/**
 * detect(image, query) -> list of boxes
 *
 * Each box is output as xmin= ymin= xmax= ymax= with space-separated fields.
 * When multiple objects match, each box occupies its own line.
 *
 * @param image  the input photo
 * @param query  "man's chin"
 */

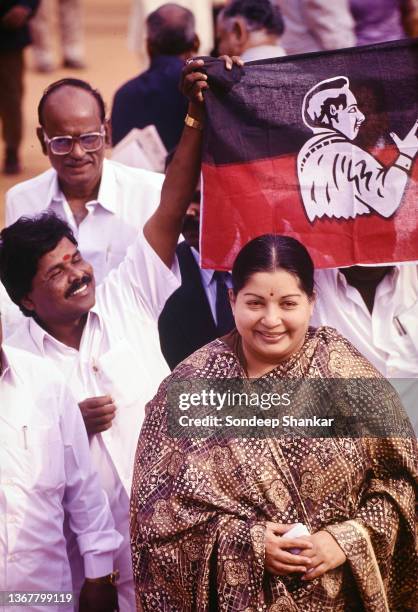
xmin=61 ymin=164 xmax=99 ymax=186
xmin=65 ymin=288 xmax=96 ymax=316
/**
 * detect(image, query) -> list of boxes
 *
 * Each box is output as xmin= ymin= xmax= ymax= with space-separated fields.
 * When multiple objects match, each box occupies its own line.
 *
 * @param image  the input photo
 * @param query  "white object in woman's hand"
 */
xmin=264 ymin=522 xmax=313 ymax=576
xmin=302 ymin=530 xmax=346 ymax=580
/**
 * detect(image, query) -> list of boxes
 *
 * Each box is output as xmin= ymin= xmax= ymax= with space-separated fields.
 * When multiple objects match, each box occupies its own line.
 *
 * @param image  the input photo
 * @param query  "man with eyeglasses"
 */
xmin=6 ymin=77 xmax=164 ymax=286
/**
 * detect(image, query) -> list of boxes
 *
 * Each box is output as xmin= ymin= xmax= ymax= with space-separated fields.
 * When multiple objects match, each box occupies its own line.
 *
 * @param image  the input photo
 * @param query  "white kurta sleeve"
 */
xmin=103 ymin=231 xmax=180 ymax=321
xmin=59 ymin=384 xmax=123 ymax=578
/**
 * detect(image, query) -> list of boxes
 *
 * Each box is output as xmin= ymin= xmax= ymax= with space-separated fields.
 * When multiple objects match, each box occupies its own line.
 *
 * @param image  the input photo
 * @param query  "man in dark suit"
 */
xmin=111 ymin=3 xmax=199 ymax=151
xmin=158 ymin=195 xmax=235 ymax=369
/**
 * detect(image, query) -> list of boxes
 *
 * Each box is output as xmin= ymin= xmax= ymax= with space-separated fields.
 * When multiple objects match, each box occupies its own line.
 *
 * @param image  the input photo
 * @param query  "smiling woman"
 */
xmin=131 ymin=233 xmax=417 ymax=611
xmin=229 ymin=235 xmax=315 ymax=377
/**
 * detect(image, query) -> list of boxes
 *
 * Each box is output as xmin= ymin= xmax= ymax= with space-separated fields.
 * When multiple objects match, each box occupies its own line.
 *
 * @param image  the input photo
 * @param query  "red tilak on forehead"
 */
xmin=63 ymin=254 xmax=72 ymax=262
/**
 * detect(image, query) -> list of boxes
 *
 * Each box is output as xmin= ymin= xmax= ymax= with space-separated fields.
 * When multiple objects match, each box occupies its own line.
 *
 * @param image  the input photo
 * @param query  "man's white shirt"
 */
xmin=5 ymin=159 xmax=164 ymax=284
xmin=7 ymin=232 xmax=180 ymax=607
xmin=312 ymin=265 xmax=418 ymax=378
xmin=241 ymin=44 xmax=286 ymax=63
xmin=0 ymin=345 xmax=122 ymax=611
xmin=312 ymin=265 xmax=418 ymax=432
xmin=0 ymin=282 xmax=20 ymax=338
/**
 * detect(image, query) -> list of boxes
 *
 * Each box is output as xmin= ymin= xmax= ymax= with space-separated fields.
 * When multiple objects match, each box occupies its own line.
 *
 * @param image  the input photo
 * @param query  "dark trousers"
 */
xmin=0 ymin=49 xmax=24 ymax=153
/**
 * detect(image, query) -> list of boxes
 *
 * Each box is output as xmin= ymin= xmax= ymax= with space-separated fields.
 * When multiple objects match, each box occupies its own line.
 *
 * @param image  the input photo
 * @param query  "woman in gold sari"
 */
xmin=131 ymin=234 xmax=417 ymax=611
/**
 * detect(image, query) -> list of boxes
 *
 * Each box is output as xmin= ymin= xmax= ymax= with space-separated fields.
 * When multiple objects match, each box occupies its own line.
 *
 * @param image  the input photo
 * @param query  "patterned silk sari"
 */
xmin=131 ymin=327 xmax=417 ymax=611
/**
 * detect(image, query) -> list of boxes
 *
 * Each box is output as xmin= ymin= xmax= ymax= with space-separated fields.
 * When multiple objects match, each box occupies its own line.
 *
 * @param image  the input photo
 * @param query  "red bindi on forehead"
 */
xmin=62 ymin=254 xmax=72 ymax=262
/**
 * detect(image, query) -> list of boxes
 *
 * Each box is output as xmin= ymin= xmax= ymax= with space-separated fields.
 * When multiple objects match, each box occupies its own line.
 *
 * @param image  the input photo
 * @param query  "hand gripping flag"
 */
xmin=200 ymin=39 xmax=418 ymax=270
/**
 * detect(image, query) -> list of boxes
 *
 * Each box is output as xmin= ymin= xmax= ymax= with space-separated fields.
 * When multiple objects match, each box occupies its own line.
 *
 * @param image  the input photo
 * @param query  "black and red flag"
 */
xmin=200 ymin=39 xmax=418 ymax=270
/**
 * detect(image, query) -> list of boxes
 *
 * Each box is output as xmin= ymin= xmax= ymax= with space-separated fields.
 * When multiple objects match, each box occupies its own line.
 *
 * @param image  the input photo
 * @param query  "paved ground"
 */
xmin=0 ymin=0 xmax=140 ymax=226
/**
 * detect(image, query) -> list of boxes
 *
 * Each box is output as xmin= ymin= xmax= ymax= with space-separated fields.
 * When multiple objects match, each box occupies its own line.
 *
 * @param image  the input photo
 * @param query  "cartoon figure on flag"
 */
xmin=297 ymin=76 xmax=418 ymax=223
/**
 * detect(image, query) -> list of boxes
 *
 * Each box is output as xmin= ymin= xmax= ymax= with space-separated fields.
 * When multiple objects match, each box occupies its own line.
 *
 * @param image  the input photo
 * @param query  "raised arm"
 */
xmin=144 ymin=56 xmax=243 ymax=268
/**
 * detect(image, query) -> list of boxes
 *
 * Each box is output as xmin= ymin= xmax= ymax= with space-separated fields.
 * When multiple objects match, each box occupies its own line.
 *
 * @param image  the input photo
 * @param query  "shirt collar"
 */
xmin=95 ymin=159 xmax=117 ymax=214
xmin=0 ymin=346 xmax=12 ymax=381
xmin=336 ymin=265 xmax=400 ymax=293
xmin=47 ymin=169 xmax=64 ymax=206
xmin=28 ymin=317 xmax=54 ymax=356
xmin=47 ymin=158 xmax=117 ymax=215
xmin=190 ymin=246 xmax=216 ymax=287
xmin=241 ymin=44 xmax=286 ymax=62
xmin=28 ymin=307 xmax=102 ymax=355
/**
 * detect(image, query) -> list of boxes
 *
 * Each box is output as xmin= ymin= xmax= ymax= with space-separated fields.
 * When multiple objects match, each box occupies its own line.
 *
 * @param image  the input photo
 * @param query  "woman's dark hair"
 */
xmin=0 ymin=213 xmax=78 ymax=317
xmin=38 ymin=78 xmax=106 ymax=126
xmin=232 ymin=234 xmax=314 ymax=297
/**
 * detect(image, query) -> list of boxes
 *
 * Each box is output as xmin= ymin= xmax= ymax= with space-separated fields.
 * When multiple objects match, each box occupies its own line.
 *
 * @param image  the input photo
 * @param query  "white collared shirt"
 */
xmin=241 ymin=43 xmax=286 ymax=63
xmin=8 ymin=232 xmax=180 ymax=495
xmin=0 ymin=282 xmax=21 ymax=338
xmin=190 ymin=247 xmax=232 ymax=325
xmin=5 ymin=159 xmax=164 ymax=284
xmin=311 ymin=265 xmax=418 ymax=378
xmin=0 ymin=345 xmax=122 ymax=611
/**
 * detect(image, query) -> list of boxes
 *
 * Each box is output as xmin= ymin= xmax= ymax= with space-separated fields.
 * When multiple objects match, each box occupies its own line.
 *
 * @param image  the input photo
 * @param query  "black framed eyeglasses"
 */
xmin=43 ymin=126 xmax=106 ymax=155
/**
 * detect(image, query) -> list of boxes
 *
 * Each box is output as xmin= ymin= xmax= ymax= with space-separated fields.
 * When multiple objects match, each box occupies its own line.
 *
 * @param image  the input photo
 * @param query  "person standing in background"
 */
xmin=0 ymin=0 xmax=39 ymax=175
xmin=216 ymin=0 xmax=286 ymax=62
xmin=128 ymin=0 xmax=214 ymax=64
xmin=276 ymin=0 xmax=355 ymax=55
xmin=403 ymin=0 xmax=418 ymax=36
xmin=349 ymin=0 xmax=418 ymax=45
xmin=30 ymin=0 xmax=86 ymax=72
xmin=112 ymin=3 xmax=198 ymax=151
xmin=158 ymin=191 xmax=235 ymax=369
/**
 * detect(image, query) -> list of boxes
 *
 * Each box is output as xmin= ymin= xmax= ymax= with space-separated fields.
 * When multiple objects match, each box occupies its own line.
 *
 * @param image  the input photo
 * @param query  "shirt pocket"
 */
xmin=26 ymin=423 xmax=66 ymax=492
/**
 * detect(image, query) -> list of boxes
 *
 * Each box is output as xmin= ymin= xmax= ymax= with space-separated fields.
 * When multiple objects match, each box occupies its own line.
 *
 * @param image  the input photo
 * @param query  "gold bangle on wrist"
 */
xmin=185 ymin=114 xmax=204 ymax=131
xmin=85 ymin=570 xmax=119 ymax=585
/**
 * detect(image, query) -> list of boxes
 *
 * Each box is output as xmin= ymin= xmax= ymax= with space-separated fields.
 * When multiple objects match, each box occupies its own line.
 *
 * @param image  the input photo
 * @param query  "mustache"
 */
xmin=64 ymin=158 xmax=91 ymax=167
xmin=65 ymin=274 xmax=93 ymax=298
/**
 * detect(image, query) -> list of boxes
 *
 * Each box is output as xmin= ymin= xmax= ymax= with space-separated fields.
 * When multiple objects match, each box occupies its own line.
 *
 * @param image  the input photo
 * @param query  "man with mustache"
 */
xmin=0 ymin=56 xmax=240 ymax=609
xmin=0 ymin=313 xmax=123 ymax=611
xmin=297 ymin=75 xmax=418 ymax=222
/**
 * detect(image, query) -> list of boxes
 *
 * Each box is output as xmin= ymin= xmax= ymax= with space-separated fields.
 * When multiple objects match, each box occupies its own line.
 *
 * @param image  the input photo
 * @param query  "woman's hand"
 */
xmin=302 ymin=530 xmax=346 ymax=580
xmin=264 ymin=522 xmax=313 ymax=576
